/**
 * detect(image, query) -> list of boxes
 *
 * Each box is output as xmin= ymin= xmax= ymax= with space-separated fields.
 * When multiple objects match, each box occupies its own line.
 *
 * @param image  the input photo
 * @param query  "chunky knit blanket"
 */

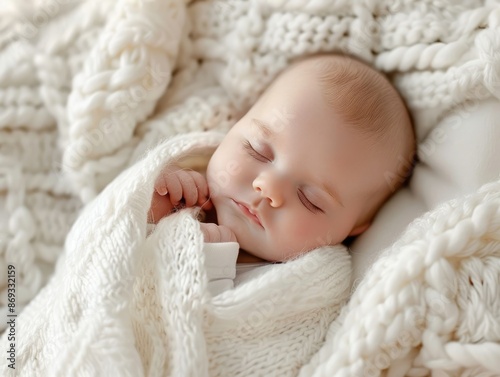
xmin=1 ymin=0 xmax=500 ymax=375
xmin=0 ymin=131 xmax=353 ymax=376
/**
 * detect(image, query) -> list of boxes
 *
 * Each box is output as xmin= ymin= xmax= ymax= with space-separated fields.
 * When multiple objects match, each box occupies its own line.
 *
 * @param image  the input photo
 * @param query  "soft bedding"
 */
xmin=0 ymin=132 xmax=352 ymax=376
xmin=1 ymin=0 xmax=500 ymax=375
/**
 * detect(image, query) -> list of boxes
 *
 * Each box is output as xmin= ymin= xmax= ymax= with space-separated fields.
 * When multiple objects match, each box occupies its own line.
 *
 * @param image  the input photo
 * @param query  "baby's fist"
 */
xmin=200 ymin=223 xmax=237 ymax=243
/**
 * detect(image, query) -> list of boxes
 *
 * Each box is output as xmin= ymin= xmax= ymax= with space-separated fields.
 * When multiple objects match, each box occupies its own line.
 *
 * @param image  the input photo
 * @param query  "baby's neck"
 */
xmin=202 ymin=207 xmax=267 ymax=264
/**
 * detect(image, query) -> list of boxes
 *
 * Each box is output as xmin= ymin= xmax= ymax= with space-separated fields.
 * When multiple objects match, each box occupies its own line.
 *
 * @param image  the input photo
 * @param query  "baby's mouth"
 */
xmin=233 ymin=199 xmax=264 ymax=228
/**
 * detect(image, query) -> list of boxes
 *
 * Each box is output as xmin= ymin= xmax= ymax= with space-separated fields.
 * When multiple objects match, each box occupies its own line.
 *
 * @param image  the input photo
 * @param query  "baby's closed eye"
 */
xmin=243 ymin=140 xmax=272 ymax=162
xmin=298 ymin=189 xmax=323 ymax=213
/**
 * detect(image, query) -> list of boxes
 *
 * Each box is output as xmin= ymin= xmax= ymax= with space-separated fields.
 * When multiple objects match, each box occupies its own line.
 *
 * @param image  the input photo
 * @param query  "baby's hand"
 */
xmin=148 ymin=165 xmax=212 ymax=223
xmin=199 ymin=223 xmax=237 ymax=243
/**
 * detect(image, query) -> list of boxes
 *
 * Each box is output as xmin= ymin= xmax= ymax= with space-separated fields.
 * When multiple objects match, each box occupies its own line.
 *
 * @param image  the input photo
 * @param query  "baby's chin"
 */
xmin=213 ymin=199 xmax=300 ymax=261
xmin=214 ymin=205 xmax=265 ymax=257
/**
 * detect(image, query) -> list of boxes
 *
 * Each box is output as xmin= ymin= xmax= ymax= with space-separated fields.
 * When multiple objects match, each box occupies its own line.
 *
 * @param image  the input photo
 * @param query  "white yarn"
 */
xmin=1 ymin=0 xmax=500 ymax=374
xmin=298 ymin=180 xmax=500 ymax=376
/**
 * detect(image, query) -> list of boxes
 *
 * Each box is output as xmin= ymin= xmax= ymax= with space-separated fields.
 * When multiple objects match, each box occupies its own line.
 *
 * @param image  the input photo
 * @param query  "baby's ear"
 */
xmin=348 ymin=222 xmax=370 ymax=237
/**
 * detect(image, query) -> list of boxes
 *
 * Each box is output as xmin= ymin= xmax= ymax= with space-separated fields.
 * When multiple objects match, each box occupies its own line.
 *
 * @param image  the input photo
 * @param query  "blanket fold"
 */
xmin=0 ymin=132 xmax=352 ymax=376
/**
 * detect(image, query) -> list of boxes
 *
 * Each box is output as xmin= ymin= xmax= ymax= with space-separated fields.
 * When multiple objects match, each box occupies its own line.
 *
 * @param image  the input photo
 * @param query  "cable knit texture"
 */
xmin=0 ymin=0 xmax=499 ymax=375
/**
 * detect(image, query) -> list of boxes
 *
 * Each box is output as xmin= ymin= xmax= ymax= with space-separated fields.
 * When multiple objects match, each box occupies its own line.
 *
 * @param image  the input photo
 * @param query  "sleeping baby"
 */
xmin=148 ymin=53 xmax=415 ymax=295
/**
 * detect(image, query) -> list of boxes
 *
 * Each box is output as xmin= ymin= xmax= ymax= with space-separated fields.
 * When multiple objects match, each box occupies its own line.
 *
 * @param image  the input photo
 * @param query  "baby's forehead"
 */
xmin=266 ymin=55 xmax=388 ymax=114
xmin=255 ymin=53 xmax=413 ymax=152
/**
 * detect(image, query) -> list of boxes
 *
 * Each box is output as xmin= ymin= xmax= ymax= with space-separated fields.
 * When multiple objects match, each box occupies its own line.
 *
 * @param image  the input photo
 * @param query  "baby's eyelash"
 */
xmin=298 ymin=190 xmax=323 ymax=214
xmin=243 ymin=140 xmax=270 ymax=162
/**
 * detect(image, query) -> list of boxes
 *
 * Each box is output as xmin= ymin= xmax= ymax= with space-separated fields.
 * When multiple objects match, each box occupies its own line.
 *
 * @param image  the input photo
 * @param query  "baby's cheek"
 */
xmin=288 ymin=217 xmax=335 ymax=249
xmin=207 ymin=166 xmax=242 ymax=199
xmin=286 ymin=217 xmax=318 ymax=245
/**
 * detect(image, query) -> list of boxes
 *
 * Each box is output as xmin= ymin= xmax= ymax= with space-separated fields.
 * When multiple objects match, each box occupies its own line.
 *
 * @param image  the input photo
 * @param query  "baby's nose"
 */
xmin=252 ymin=175 xmax=284 ymax=208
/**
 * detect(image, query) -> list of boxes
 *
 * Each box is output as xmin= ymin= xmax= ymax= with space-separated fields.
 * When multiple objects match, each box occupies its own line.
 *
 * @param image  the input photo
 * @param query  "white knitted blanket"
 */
xmin=0 ymin=131 xmax=353 ymax=376
xmin=1 ymin=0 xmax=500 ymax=375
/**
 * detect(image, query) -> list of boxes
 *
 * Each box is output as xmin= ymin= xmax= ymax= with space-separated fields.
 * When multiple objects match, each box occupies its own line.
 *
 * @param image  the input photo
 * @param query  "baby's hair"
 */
xmin=306 ymin=52 xmax=414 ymax=182
xmin=297 ymin=53 xmax=413 ymax=143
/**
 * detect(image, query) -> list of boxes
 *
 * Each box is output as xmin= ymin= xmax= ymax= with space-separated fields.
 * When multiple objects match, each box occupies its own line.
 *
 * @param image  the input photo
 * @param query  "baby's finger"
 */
xmin=148 ymin=191 xmax=174 ymax=223
xmin=154 ymin=166 xmax=177 ymax=195
xmin=200 ymin=198 xmax=213 ymax=210
xmin=190 ymin=172 xmax=210 ymax=205
xmin=176 ymin=170 xmax=198 ymax=207
xmin=200 ymin=223 xmax=219 ymax=243
xmin=154 ymin=173 xmax=169 ymax=196
xmin=165 ymin=174 xmax=183 ymax=205
xmin=218 ymin=225 xmax=237 ymax=242
xmin=199 ymin=222 xmax=210 ymax=241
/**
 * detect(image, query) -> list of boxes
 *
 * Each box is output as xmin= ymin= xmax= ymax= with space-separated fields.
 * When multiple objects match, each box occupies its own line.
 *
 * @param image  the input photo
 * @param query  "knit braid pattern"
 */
xmin=0 ymin=0 xmax=112 ymax=328
xmin=299 ymin=180 xmax=500 ymax=376
xmin=0 ymin=0 xmax=499 ymax=373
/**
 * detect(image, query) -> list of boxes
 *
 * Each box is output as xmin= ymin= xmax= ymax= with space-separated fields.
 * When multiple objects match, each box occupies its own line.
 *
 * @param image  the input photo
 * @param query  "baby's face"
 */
xmin=206 ymin=68 xmax=394 ymax=261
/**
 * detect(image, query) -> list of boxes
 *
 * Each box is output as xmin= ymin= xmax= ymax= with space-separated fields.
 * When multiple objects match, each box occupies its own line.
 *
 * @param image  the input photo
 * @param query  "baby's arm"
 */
xmin=199 ymin=223 xmax=236 ymax=243
xmin=200 ymin=223 xmax=239 ymax=296
xmin=148 ymin=165 xmax=212 ymax=223
xmin=203 ymin=242 xmax=239 ymax=296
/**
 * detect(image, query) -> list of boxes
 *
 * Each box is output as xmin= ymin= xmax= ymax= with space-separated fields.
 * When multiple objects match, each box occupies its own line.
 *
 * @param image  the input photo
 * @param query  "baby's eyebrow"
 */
xmin=251 ymin=118 xmax=275 ymax=138
xmin=316 ymin=181 xmax=344 ymax=208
